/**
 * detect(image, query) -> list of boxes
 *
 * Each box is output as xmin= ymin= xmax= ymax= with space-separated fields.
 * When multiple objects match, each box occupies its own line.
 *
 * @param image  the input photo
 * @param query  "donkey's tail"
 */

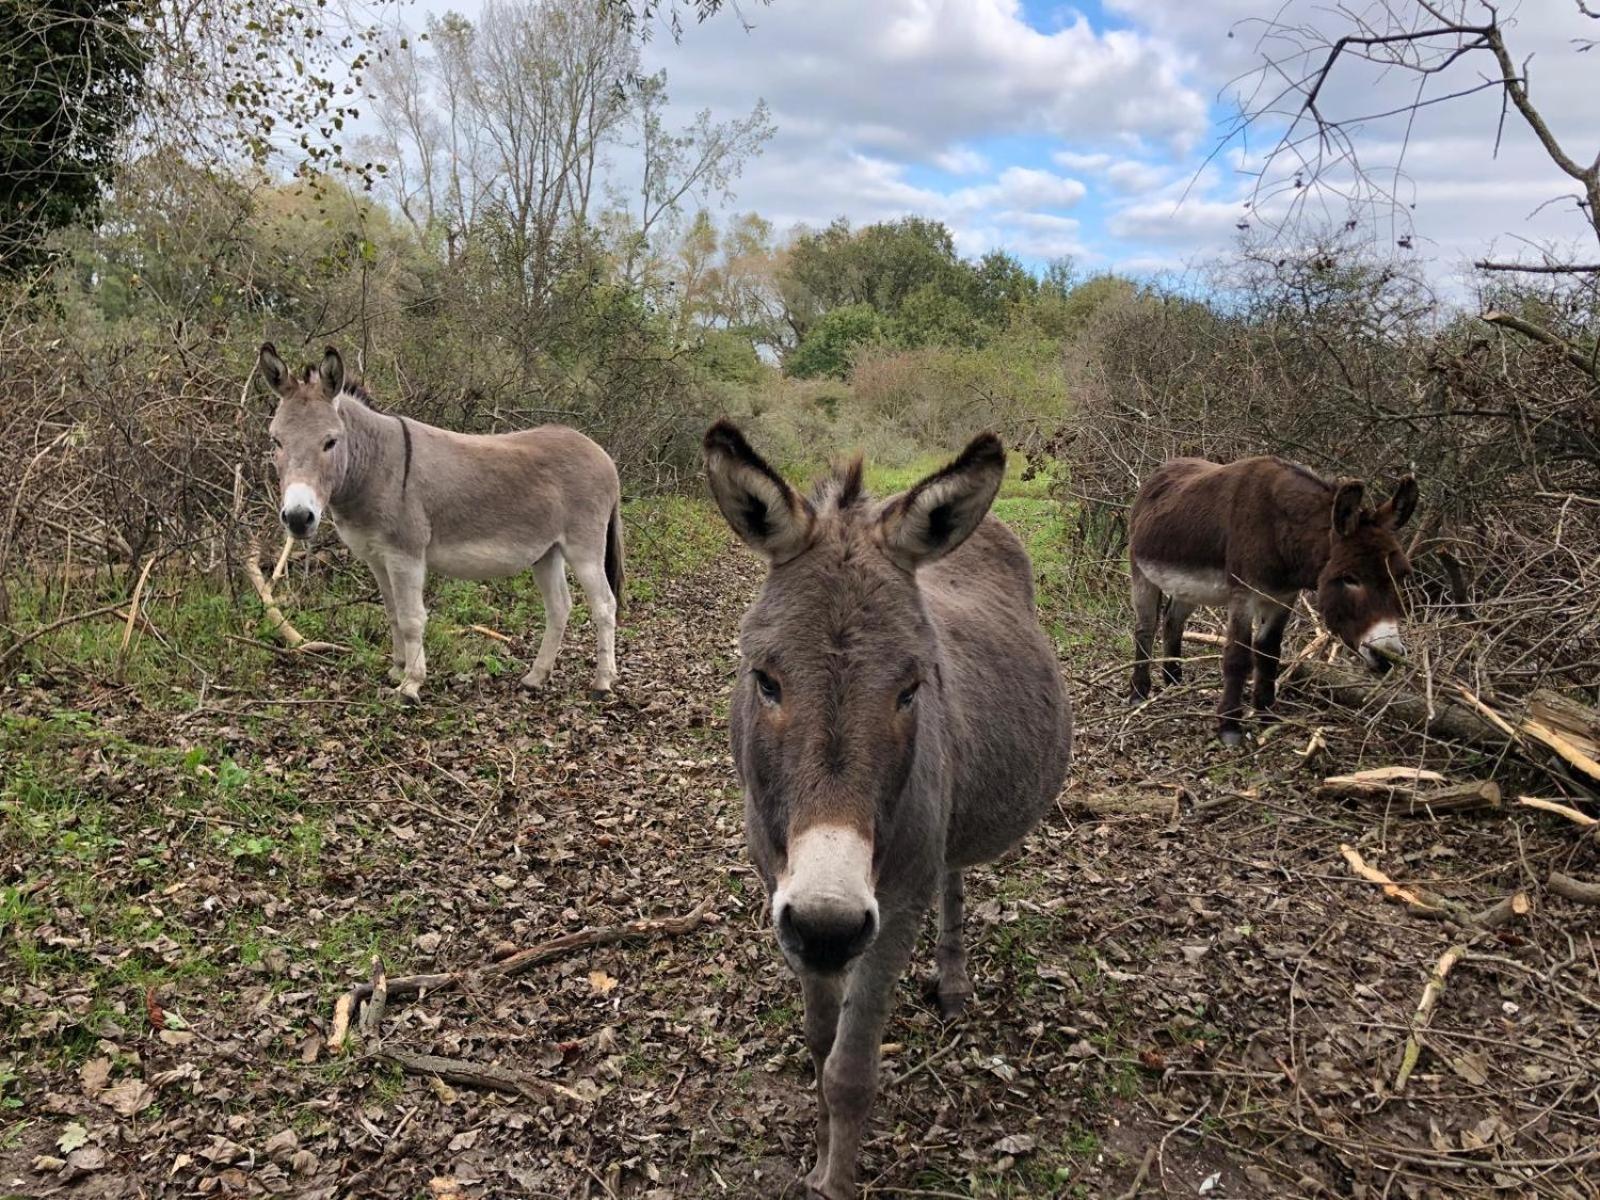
xmin=604 ymin=501 xmax=625 ymax=618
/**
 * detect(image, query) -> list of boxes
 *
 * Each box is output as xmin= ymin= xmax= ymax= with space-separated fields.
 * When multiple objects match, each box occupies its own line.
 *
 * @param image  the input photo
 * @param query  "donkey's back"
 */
xmin=925 ymin=518 xmax=1072 ymax=867
xmin=410 ymin=422 xmax=619 ymax=552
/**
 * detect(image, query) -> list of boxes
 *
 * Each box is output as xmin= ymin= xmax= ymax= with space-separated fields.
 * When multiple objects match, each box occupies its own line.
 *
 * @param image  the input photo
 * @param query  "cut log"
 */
xmin=1288 ymin=660 xmax=1510 ymax=747
xmin=1324 ymin=766 xmax=1449 ymax=789
xmin=1527 ymin=690 xmax=1600 ymax=759
xmin=1317 ymin=769 xmax=1501 ymax=816
xmin=1468 ymin=891 xmax=1530 ymax=930
xmin=1548 ymin=872 xmax=1600 ymax=906
xmin=1405 ymin=780 xmax=1503 ymax=816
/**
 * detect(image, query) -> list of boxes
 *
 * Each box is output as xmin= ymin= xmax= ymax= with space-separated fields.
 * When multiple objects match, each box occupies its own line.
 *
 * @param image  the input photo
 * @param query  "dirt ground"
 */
xmin=3 ymin=518 xmax=1598 ymax=1199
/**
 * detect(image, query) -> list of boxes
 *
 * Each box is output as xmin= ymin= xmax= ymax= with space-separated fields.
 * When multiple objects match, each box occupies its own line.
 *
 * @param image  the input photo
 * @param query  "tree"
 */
xmin=0 ymin=0 xmax=147 ymax=277
xmin=624 ymin=70 xmax=774 ymax=287
xmin=1229 ymin=0 xmax=1599 ymax=379
xmin=786 ymin=303 xmax=882 ymax=378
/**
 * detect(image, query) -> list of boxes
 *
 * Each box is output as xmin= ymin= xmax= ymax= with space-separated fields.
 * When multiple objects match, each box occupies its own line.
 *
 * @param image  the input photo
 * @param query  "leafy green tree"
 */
xmin=786 ymin=303 xmax=882 ymax=378
xmin=1 ymin=0 xmax=147 ymax=277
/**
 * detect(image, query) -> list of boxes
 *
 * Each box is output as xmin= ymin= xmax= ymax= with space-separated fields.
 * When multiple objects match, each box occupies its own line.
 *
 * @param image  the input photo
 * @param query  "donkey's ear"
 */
xmin=879 ymin=432 xmax=1005 ymax=571
xmin=1331 ymin=478 xmax=1366 ymax=537
xmin=317 ymin=347 xmax=345 ymax=399
xmin=258 ymin=343 xmax=291 ymax=397
xmin=703 ymin=421 xmax=815 ymax=564
xmin=1380 ymin=475 xmax=1418 ymax=529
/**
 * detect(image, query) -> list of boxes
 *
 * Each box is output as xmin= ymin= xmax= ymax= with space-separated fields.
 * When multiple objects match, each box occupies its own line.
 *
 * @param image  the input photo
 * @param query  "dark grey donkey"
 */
xmin=703 ymin=422 xmax=1072 ymax=1199
xmin=261 ymin=344 xmax=623 ymax=702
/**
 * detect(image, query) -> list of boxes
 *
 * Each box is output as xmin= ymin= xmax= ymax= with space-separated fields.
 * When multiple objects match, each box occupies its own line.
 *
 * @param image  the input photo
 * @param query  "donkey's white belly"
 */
xmin=1139 ymin=560 xmax=1233 ymax=607
xmin=426 ymin=537 xmax=539 ymax=581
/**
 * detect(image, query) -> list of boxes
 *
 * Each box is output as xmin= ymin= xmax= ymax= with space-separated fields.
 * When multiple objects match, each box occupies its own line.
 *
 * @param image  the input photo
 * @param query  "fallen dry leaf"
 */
xmin=78 ymin=1057 xmax=110 ymax=1097
xmin=99 ymin=1078 xmax=155 ymax=1118
xmin=588 ymin=969 xmax=619 ymax=996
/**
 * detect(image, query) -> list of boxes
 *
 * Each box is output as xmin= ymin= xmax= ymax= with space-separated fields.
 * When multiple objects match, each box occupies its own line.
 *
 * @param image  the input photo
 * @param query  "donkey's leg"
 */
xmin=368 ymin=559 xmax=405 ymax=685
xmin=519 ymin=547 xmax=571 ymax=692
xmin=933 ymin=869 xmax=973 ymax=1020
xmin=808 ymin=909 xmax=920 ymax=1200
xmin=799 ymin=970 xmax=844 ymax=1190
xmin=1251 ymin=603 xmax=1292 ymax=717
xmin=388 ymin=556 xmax=429 ymax=704
xmin=1216 ymin=597 xmax=1255 ymax=747
xmin=1130 ymin=567 xmax=1162 ymax=702
xmin=568 ymin=543 xmax=618 ymax=698
xmin=1161 ymin=599 xmax=1195 ymax=687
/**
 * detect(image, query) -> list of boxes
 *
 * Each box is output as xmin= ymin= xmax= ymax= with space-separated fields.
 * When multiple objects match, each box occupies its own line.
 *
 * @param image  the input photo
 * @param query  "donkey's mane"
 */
xmin=1274 ymin=456 xmax=1331 ymax=490
xmin=809 ymin=457 xmax=866 ymax=513
xmin=298 ymin=363 xmax=375 ymax=407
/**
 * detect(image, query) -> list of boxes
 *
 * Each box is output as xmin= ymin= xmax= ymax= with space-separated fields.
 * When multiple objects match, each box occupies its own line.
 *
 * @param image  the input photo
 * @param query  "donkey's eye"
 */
xmin=270 ymin=436 xmax=281 ymax=450
xmin=897 ymin=682 xmax=920 ymax=710
xmin=1336 ymin=576 xmax=1360 ymax=588
xmin=322 ymin=437 xmax=339 ymax=452
xmin=753 ymin=669 xmax=781 ymax=705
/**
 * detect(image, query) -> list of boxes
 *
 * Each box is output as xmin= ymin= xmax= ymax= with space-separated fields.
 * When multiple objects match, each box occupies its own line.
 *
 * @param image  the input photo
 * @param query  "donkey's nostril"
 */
xmin=780 ymin=902 xmax=878 ymax=973
xmin=281 ymin=507 xmax=315 ymax=537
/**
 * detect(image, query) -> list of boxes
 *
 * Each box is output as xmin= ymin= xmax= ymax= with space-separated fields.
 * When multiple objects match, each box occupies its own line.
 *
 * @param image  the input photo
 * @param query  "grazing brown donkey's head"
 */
xmin=1316 ymin=476 xmax=1418 ymax=671
xmin=705 ymin=421 xmax=1005 ymax=974
xmin=259 ymin=344 xmax=357 ymax=541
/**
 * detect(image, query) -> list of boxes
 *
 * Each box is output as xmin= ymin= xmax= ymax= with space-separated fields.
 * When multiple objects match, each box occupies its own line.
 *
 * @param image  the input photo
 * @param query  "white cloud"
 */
xmin=638 ymin=0 xmax=1206 ymax=255
xmin=403 ymin=0 xmax=1600 ymax=281
xmin=1051 ymin=150 xmax=1169 ymax=194
xmin=934 ymin=145 xmax=991 ymax=176
xmin=953 ymin=167 xmax=1087 ymax=212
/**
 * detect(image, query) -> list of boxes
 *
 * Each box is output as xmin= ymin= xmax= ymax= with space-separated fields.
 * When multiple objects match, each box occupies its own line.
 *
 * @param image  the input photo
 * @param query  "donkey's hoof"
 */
xmin=804 ymin=1163 xmax=843 ymax=1200
xmin=937 ymin=986 xmax=974 ymax=1021
xmin=587 ymin=687 xmax=613 ymax=702
xmin=518 ymin=671 xmax=548 ymax=693
xmin=1219 ymin=727 xmax=1243 ymax=748
xmin=393 ymin=683 xmax=422 ymax=706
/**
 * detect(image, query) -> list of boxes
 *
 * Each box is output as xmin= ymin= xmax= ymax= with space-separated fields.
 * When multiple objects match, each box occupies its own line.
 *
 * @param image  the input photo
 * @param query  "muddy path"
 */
xmin=3 ymin=526 xmax=1597 ymax=1199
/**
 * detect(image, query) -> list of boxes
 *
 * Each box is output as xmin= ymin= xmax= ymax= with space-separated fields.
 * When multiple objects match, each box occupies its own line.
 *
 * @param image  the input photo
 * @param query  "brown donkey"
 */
xmin=1129 ymin=455 xmax=1417 ymax=744
xmin=704 ymin=422 xmax=1072 ymax=1200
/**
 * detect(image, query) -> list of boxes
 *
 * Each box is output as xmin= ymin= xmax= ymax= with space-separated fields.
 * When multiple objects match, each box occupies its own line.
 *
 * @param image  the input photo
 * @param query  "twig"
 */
xmin=1394 ymin=943 xmax=1466 ymax=1093
xmin=374 ymin=1050 xmax=588 ymax=1103
xmin=1516 ymin=795 xmax=1599 ymax=843
xmin=117 ymin=555 xmax=158 ymax=665
xmin=359 ymin=956 xmax=389 ymax=1037
xmin=328 ymin=900 xmax=713 ymax=1051
xmin=0 ymin=602 xmax=137 ymax=672
xmin=1116 ymin=1145 xmax=1158 ymax=1200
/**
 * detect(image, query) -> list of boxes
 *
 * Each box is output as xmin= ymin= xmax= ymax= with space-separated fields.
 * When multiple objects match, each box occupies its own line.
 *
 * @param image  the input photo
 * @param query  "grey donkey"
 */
xmin=261 ymin=344 xmax=624 ymax=702
xmin=703 ymin=421 xmax=1072 ymax=1199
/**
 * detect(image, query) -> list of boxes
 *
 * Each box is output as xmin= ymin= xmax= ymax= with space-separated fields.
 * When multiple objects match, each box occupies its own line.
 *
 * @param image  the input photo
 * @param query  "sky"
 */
xmin=398 ymin=0 xmax=1600 ymax=286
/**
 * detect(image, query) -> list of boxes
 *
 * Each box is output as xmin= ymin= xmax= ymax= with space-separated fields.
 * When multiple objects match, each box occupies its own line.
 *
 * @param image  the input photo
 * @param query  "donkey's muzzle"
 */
xmin=778 ymin=902 xmax=878 ymax=974
xmin=281 ymin=505 xmax=318 ymax=539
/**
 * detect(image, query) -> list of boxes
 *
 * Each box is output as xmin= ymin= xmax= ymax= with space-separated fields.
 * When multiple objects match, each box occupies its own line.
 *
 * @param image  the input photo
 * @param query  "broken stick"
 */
xmin=328 ymin=900 xmax=712 ymax=1051
xmin=243 ymin=536 xmax=342 ymax=654
xmin=375 ymin=1050 xmax=587 ymax=1104
xmin=1339 ymin=844 xmax=1446 ymax=917
xmin=1394 ymin=944 xmax=1467 ymax=1093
